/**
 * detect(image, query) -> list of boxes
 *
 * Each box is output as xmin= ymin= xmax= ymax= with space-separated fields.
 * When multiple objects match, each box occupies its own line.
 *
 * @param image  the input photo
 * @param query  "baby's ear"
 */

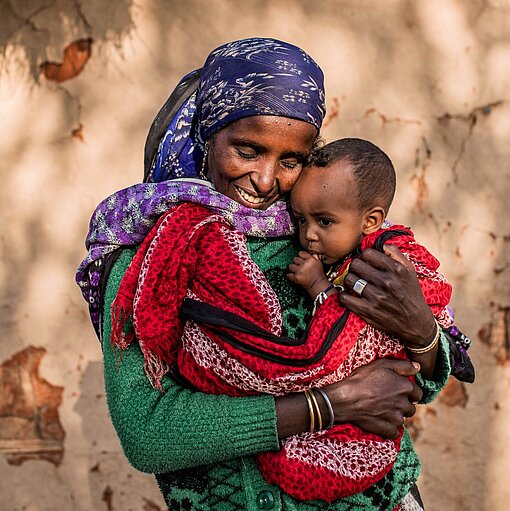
xmin=362 ymin=206 xmax=385 ymax=234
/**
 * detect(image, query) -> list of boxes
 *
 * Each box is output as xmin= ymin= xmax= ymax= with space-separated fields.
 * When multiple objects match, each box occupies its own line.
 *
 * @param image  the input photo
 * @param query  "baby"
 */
xmin=288 ymin=137 xmax=452 ymax=325
xmin=289 ymin=137 xmax=399 ymax=300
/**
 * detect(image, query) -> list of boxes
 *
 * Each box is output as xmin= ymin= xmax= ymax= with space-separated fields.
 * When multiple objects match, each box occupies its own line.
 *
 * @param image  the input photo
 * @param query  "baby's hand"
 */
xmin=287 ymin=251 xmax=328 ymax=295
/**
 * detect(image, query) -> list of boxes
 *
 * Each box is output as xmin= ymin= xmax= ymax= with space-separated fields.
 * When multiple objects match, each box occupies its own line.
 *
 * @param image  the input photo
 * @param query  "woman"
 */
xmin=77 ymin=38 xmax=451 ymax=510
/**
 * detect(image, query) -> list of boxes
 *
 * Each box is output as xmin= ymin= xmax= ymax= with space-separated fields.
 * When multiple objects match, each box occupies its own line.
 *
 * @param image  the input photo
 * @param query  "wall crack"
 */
xmin=437 ymin=100 xmax=504 ymax=183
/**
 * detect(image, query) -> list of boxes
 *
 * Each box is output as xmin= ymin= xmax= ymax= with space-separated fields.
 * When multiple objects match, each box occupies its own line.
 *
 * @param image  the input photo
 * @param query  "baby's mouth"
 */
xmin=235 ymin=186 xmax=273 ymax=206
xmin=308 ymin=250 xmax=325 ymax=262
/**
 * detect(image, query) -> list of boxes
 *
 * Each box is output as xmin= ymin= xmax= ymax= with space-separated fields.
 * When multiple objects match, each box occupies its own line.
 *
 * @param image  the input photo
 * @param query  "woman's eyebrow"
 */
xmin=232 ymin=139 xmax=308 ymax=160
xmin=231 ymin=138 xmax=264 ymax=151
xmin=284 ymin=151 xmax=309 ymax=161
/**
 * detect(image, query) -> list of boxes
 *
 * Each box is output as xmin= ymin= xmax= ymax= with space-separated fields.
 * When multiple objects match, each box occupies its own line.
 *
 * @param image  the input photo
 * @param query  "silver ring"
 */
xmin=352 ymin=278 xmax=368 ymax=297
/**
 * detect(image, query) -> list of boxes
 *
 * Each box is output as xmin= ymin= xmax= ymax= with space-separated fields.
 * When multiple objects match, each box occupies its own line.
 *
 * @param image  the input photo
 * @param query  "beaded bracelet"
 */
xmin=312 ymin=284 xmax=339 ymax=315
xmin=406 ymin=319 xmax=441 ymax=354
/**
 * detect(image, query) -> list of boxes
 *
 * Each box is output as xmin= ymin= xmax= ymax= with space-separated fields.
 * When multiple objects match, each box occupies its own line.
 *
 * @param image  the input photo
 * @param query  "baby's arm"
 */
xmin=287 ymin=251 xmax=337 ymax=301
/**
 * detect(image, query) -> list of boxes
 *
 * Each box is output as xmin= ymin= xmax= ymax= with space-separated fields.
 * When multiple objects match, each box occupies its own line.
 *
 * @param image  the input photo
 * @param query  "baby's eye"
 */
xmin=294 ymin=215 xmax=306 ymax=225
xmin=318 ymin=218 xmax=333 ymax=227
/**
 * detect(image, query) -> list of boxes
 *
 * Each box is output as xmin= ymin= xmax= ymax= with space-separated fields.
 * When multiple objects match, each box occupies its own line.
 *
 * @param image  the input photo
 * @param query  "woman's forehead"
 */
xmin=218 ymin=116 xmax=317 ymax=149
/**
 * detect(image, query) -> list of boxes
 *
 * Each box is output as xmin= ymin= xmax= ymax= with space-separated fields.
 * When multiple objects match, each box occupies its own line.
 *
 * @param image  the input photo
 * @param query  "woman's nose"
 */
xmin=251 ymin=160 xmax=278 ymax=194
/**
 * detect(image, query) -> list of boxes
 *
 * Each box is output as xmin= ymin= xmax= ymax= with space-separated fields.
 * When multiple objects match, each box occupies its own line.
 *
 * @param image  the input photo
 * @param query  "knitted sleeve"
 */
xmin=416 ymin=332 xmax=451 ymax=404
xmin=102 ymin=248 xmax=280 ymax=474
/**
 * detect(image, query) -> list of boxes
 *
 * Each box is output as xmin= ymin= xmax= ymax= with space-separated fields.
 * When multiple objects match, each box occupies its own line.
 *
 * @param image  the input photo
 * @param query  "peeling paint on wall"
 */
xmin=0 ymin=347 xmax=65 ymax=466
xmin=479 ymin=307 xmax=510 ymax=365
xmin=40 ymin=38 xmax=93 ymax=83
xmin=406 ymin=407 xmax=438 ymax=442
xmin=439 ymin=378 xmax=469 ymax=408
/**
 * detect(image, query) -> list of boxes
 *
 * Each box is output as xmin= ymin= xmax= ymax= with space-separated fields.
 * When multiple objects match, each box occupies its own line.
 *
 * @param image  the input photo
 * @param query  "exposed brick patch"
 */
xmin=0 ymin=346 xmax=65 ymax=466
xmin=40 ymin=37 xmax=93 ymax=82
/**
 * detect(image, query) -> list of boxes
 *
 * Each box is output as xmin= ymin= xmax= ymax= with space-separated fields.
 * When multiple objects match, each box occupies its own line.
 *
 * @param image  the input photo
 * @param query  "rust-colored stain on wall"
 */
xmin=102 ymin=485 xmax=114 ymax=511
xmin=0 ymin=346 xmax=65 ymax=466
xmin=40 ymin=38 xmax=93 ymax=83
xmin=323 ymin=97 xmax=340 ymax=127
xmin=405 ymin=407 xmax=437 ymax=442
xmin=479 ymin=307 xmax=510 ymax=365
xmin=439 ymin=378 xmax=469 ymax=408
xmin=143 ymin=498 xmax=165 ymax=511
xmin=72 ymin=123 xmax=85 ymax=141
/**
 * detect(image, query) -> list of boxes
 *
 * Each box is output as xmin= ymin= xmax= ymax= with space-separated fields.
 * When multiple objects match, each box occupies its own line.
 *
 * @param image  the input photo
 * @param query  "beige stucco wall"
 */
xmin=0 ymin=0 xmax=509 ymax=509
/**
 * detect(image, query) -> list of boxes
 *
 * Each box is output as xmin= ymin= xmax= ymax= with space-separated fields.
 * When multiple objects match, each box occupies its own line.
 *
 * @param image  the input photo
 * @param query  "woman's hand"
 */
xmin=276 ymin=358 xmax=422 ymax=440
xmin=339 ymin=244 xmax=440 ymax=378
xmin=339 ymin=245 xmax=437 ymax=346
xmin=323 ymin=359 xmax=422 ymax=439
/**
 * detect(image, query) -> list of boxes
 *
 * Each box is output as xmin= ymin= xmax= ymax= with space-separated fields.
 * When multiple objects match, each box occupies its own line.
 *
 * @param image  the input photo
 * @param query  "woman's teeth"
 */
xmin=236 ymin=187 xmax=268 ymax=205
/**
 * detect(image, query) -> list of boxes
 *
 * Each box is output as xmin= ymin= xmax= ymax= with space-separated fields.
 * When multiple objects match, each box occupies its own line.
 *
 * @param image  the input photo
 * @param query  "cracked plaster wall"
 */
xmin=0 ymin=0 xmax=509 ymax=509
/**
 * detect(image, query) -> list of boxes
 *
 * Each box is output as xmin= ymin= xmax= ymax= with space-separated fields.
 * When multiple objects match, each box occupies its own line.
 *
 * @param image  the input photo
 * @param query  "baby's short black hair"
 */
xmin=310 ymin=138 xmax=396 ymax=213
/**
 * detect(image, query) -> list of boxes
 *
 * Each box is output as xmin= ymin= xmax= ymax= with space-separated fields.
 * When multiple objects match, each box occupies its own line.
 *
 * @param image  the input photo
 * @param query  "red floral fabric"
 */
xmin=112 ymin=203 xmax=452 ymax=501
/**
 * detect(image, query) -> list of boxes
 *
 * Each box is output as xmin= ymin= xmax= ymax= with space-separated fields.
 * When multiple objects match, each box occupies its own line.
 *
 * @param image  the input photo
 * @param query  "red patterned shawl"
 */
xmin=111 ymin=202 xmax=452 ymax=501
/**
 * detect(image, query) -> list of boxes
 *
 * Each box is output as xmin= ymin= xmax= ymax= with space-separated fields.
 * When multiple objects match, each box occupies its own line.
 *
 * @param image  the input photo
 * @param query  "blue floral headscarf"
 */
xmin=152 ymin=37 xmax=326 ymax=182
xmin=77 ymin=38 xmax=326 ymax=335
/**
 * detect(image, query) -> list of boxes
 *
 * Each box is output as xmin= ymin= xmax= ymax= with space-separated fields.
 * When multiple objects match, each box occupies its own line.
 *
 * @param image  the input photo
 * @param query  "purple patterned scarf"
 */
xmin=76 ymin=179 xmax=295 ymax=332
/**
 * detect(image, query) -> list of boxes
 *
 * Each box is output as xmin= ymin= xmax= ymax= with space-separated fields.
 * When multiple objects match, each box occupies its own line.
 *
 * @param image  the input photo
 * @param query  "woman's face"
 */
xmin=206 ymin=116 xmax=317 ymax=209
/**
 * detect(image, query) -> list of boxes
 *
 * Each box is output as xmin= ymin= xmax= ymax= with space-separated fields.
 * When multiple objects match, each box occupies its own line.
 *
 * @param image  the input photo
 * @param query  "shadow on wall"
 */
xmin=0 ymin=1 xmax=508 ymax=509
xmin=74 ymin=361 xmax=166 ymax=511
xmin=0 ymin=0 xmax=134 ymax=80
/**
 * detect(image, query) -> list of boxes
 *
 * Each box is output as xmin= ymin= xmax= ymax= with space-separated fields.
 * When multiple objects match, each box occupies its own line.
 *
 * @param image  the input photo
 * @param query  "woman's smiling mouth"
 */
xmin=235 ymin=186 xmax=273 ymax=205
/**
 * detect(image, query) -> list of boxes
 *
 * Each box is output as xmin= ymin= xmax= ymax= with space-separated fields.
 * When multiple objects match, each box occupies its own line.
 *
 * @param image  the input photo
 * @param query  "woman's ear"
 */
xmin=362 ymin=206 xmax=385 ymax=235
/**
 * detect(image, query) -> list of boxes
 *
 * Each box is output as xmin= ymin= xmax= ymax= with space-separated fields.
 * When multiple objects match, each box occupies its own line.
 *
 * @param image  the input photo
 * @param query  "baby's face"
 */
xmin=290 ymin=160 xmax=365 ymax=265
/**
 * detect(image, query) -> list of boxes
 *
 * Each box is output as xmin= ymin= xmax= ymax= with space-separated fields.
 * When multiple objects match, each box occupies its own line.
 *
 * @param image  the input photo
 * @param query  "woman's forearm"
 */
xmin=102 ymin=332 xmax=279 ymax=472
xmin=404 ymin=318 xmax=440 ymax=379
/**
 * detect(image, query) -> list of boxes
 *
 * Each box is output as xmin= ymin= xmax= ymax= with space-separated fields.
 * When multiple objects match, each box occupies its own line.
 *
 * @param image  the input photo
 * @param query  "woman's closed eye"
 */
xmin=281 ymin=159 xmax=301 ymax=170
xmin=236 ymin=146 xmax=258 ymax=159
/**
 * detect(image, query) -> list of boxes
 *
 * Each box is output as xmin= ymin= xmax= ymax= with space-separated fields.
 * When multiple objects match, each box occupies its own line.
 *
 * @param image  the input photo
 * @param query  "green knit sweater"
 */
xmin=102 ymin=236 xmax=450 ymax=511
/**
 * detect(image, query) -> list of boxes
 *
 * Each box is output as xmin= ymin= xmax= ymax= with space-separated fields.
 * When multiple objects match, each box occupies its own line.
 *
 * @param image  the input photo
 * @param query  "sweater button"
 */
xmin=256 ymin=490 xmax=275 ymax=509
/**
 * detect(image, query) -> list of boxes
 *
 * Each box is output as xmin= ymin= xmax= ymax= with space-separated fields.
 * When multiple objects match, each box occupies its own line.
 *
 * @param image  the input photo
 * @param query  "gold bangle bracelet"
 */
xmin=303 ymin=390 xmax=315 ymax=433
xmin=309 ymin=389 xmax=323 ymax=431
xmin=407 ymin=320 xmax=441 ymax=354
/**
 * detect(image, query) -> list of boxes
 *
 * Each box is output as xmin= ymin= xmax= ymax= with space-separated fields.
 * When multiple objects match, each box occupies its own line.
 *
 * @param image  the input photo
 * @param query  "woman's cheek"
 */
xmin=281 ymin=169 xmax=302 ymax=194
